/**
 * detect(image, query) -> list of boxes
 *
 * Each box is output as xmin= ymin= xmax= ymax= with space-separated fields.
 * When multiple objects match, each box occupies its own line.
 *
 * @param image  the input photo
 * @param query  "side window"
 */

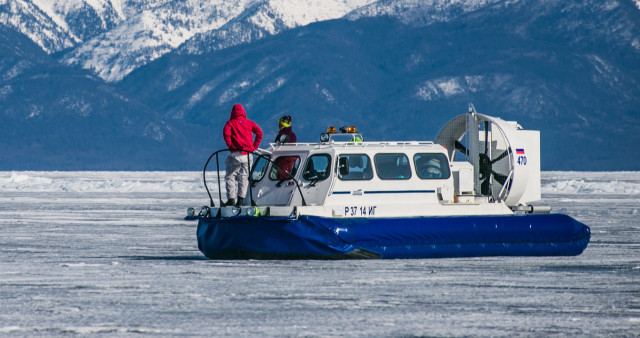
xmin=338 ymin=154 xmax=373 ymax=180
xmin=269 ymin=156 xmax=301 ymax=180
xmin=375 ymin=153 xmax=411 ymax=180
xmin=303 ymin=154 xmax=331 ymax=182
xmin=414 ymin=153 xmax=451 ymax=179
xmin=250 ymin=155 xmax=271 ymax=182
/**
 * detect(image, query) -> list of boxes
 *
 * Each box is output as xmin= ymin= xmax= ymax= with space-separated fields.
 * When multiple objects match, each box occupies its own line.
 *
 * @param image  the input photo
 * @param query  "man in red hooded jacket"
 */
xmin=222 ymin=104 xmax=263 ymax=207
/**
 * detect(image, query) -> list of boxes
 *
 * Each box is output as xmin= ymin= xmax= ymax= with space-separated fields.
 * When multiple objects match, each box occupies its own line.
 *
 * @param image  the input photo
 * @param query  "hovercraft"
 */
xmin=187 ymin=106 xmax=590 ymax=259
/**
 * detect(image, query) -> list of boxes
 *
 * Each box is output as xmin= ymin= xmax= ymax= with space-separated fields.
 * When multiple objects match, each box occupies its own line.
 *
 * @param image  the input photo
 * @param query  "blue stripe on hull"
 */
xmin=332 ymin=190 xmax=436 ymax=195
xmin=196 ymin=214 xmax=590 ymax=259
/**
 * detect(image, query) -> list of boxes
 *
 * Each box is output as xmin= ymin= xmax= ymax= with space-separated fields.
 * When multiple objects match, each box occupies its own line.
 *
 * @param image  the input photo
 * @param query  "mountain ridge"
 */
xmin=118 ymin=0 xmax=640 ymax=170
xmin=0 ymin=23 xmax=191 ymax=170
xmin=1 ymin=0 xmax=639 ymax=170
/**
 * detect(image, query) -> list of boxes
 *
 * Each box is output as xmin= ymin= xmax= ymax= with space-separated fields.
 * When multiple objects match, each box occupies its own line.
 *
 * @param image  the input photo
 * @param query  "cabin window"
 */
xmin=374 ymin=153 xmax=412 ymax=180
xmin=269 ymin=156 xmax=301 ymax=180
xmin=250 ymin=155 xmax=271 ymax=182
xmin=414 ymin=153 xmax=451 ymax=179
xmin=303 ymin=154 xmax=331 ymax=182
xmin=337 ymin=154 xmax=373 ymax=180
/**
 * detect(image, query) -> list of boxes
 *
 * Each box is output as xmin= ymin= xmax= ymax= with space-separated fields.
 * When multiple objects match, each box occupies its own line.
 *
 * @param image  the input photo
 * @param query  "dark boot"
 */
xmin=224 ymin=198 xmax=235 ymax=207
xmin=235 ymin=197 xmax=244 ymax=207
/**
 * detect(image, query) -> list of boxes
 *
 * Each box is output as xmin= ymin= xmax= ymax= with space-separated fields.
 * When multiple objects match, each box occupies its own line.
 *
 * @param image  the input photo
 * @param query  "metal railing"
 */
xmin=202 ymin=148 xmax=307 ymax=208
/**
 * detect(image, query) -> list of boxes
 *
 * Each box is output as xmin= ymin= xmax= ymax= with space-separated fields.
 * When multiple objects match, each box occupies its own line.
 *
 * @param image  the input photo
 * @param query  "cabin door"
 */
xmin=252 ymin=155 xmax=302 ymax=206
xmin=294 ymin=154 xmax=333 ymax=206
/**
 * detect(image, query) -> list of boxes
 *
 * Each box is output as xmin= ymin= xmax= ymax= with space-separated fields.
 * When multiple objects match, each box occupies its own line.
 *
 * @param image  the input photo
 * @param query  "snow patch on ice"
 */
xmin=542 ymin=177 xmax=640 ymax=195
xmin=0 ymin=325 xmax=182 ymax=335
xmin=0 ymin=327 xmax=23 ymax=334
xmin=60 ymin=262 xmax=104 ymax=268
xmin=9 ymin=173 xmax=48 ymax=184
xmin=5 ymin=171 xmax=639 ymax=196
xmin=0 ymin=172 xmax=210 ymax=193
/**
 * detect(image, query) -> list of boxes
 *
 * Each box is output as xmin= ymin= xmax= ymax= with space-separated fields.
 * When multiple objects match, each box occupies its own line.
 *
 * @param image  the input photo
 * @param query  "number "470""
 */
xmin=517 ymin=156 xmax=527 ymax=165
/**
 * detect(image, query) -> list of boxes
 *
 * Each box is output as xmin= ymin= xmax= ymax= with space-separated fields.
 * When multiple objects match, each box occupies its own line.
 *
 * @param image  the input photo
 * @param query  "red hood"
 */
xmin=230 ymin=104 xmax=246 ymax=120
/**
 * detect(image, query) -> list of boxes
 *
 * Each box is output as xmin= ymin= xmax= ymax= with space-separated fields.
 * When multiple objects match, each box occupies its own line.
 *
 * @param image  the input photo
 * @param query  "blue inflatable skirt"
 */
xmin=196 ymin=214 xmax=591 ymax=259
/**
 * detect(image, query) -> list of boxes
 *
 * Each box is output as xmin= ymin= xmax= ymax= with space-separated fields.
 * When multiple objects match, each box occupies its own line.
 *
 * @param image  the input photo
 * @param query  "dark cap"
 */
xmin=279 ymin=115 xmax=292 ymax=123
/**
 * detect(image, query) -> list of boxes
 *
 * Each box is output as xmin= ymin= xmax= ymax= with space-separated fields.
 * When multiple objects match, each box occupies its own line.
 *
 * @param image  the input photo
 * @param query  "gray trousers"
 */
xmin=224 ymin=153 xmax=252 ymax=200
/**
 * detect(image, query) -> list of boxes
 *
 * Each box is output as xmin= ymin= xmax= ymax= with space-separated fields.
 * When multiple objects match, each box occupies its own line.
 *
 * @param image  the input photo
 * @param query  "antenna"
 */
xmin=468 ymin=103 xmax=477 ymax=115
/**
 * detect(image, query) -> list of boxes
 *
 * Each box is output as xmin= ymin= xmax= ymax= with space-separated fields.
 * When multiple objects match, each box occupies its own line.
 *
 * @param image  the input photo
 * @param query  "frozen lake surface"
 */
xmin=1 ymin=171 xmax=639 ymax=336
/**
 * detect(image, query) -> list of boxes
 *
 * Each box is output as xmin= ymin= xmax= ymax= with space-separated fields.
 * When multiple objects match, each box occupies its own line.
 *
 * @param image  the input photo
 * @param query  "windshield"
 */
xmin=250 ymin=155 xmax=271 ymax=182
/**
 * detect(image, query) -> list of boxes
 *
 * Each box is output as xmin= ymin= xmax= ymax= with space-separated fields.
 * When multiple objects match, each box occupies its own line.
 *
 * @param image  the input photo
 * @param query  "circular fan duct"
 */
xmin=435 ymin=106 xmax=541 ymax=207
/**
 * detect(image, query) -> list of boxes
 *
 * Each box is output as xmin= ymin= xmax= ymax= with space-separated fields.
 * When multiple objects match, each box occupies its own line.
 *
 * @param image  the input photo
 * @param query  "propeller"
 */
xmin=478 ymin=121 xmax=512 ymax=195
xmin=454 ymin=120 xmax=512 ymax=196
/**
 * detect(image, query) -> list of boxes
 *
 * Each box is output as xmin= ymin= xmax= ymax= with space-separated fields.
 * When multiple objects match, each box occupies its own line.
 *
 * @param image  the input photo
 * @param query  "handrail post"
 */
xmin=203 ymin=153 xmax=215 ymax=207
xmin=247 ymin=152 xmax=256 ymax=206
xmin=216 ymin=154 xmax=222 ymax=206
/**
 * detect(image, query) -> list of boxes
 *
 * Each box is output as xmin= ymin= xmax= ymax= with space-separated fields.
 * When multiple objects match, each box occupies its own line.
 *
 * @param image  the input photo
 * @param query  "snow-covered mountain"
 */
xmin=10 ymin=0 xmax=511 ymax=82
xmin=60 ymin=0 xmax=249 ymax=81
xmin=346 ymin=0 xmax=504 ymax=26
xmin=1 ymin=0 xmax=639 ymax=170
xmin=3 ymin=0 xmax=378 ymax=82
xmin=0 ymin=0 xmax=77 ymax=53
xmin=0 ymin=0 xmax=125 ymax=52
xmin=178 ymin=0 xmax=377 ymax=56
xmin=4 ymin=0 xmax=640 ymax=83
xmin=31 ymin=0 xmax=124 ymax=41
xmin=118 ymin=0 xmax=640 ymax=170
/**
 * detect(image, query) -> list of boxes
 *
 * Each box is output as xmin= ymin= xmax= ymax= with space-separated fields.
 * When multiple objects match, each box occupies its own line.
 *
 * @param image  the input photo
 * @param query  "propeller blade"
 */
xmin=492 ymin=171 xmax=508 ymax=185
xmin=480 ymin=175 xmax=491 ymax=195
xmin=455 ymin=140 xmax=469 ymax=156
xmin=491 ymin=148 xmax=511 ymax=164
